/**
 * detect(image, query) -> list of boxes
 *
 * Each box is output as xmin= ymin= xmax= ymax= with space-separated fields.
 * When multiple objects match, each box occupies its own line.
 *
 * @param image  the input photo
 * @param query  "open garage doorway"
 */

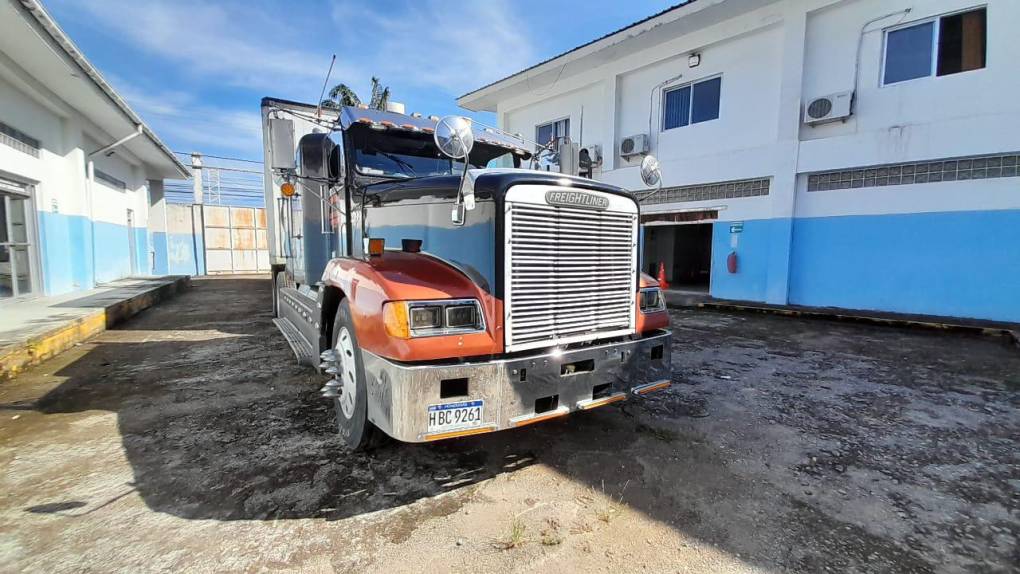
xmin=642 ymin=223 xmax=713 ymax=292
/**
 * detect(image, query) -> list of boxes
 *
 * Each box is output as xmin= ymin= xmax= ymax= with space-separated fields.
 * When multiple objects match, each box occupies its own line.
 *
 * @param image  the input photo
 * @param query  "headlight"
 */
xmin=410 ymin=306 xmax=442 ymax=330
xmin=639 ymin=288 xmax=666 ymax=313
xmin=383 ymin=299 xmax=486 ymax=338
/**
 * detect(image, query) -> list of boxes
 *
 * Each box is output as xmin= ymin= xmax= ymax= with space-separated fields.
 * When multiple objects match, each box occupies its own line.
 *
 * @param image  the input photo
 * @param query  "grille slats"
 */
xmin=505 ymin=195 xmax=637 ymax=351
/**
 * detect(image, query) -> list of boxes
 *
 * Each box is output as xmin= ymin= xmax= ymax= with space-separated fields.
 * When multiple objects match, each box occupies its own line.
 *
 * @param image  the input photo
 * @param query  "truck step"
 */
xmin=272 ymin=317 xmax=316 ymax=366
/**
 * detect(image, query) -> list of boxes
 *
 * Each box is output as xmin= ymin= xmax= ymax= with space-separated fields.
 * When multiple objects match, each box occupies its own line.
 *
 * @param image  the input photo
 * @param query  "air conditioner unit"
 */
xmin=619 ymin=134 xmax=649 ymax=158
xmin=803 ymin=90 xmax=853 ymax=126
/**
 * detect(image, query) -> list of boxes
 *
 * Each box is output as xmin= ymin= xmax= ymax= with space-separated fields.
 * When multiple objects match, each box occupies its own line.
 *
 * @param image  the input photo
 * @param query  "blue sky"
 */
xmin=46 ymin=0 xmax=676 ymax=161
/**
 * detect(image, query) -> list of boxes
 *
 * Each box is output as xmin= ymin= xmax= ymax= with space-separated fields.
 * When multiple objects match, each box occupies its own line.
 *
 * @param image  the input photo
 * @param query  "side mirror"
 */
xmin=434 ymin=115 xmax=474 ymax=159
xmin=640 ymin=154 xmax=662 ymax=189
xmin=435 ymin=116 xmax=477 ymax=225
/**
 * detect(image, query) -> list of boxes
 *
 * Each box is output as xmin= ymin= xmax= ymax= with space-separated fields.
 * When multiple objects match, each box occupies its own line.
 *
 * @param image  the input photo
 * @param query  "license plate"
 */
xmin=427 ymin=400 xmax=484 ymax=433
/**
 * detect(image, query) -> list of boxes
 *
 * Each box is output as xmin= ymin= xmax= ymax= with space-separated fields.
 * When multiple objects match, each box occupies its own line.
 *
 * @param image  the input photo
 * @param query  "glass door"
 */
xmin=0 ymin=185 xmax=36 ymax=299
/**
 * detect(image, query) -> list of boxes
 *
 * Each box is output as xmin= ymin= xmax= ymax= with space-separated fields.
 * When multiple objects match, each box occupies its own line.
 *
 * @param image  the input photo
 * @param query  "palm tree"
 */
xmin=320 ymin=77 xmax=390 ymax=110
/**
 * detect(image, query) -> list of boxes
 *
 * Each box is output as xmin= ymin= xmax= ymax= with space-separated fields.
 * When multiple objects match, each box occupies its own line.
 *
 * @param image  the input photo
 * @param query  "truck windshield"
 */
xmin=350 ymin=127 xmax=512 ymax=178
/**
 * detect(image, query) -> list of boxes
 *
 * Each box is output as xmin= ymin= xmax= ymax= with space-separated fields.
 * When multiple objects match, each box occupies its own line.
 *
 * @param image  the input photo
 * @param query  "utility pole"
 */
xmin=191 ymin=152 xmax=203 ymax=204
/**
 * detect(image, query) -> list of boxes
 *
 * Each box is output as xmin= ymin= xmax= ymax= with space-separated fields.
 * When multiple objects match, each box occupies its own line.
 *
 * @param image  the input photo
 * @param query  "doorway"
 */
xmin=670 ymin=223 xmax=713 ymax=289
xmin=642 ymin=222 xmax=713 ymax=292
xmin=0 ymin=179 xmax=38 ymax=299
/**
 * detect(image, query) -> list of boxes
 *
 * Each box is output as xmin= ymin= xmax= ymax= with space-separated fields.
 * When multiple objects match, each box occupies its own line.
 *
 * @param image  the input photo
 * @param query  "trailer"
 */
xmin=261 ymin=97 xmax=671 ymax=449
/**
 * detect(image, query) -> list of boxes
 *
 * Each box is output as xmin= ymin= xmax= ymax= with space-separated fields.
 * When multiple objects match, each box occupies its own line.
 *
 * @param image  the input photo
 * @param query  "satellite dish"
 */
xmin=434 ymin=115 xmax=474 ymax=159
xmin=640 ymin=154 xmax=662 ymax=188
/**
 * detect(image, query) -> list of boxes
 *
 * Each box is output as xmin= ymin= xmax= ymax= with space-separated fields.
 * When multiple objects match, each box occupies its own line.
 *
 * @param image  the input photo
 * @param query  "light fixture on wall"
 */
xmin=688 ymin=53 xmax=701 ymax=68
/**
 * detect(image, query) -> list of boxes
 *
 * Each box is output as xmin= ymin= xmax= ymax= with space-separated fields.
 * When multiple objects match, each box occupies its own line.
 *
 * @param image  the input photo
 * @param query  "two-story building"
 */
xmin=459 ymin=0 xmax=1019 ymax=324
xmin=0 ymin=0 xmax=188 ymax=300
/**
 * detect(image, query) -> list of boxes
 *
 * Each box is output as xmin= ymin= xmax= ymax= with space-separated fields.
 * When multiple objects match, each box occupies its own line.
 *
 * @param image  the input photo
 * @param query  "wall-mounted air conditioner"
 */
xmin=803 ymin=90 xmax=853 ymax=126
xmin=619 ymin=134 xmax=649 ymax=158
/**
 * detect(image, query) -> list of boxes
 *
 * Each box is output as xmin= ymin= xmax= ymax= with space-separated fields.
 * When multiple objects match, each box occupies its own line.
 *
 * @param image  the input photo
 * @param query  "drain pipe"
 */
xmin=86 ymin=124 xmax=144 ymax=286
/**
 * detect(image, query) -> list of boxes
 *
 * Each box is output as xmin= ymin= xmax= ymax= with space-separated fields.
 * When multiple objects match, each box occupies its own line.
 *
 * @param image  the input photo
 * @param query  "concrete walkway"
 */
xmin=0 ymin=276 xmax=190 ymax=379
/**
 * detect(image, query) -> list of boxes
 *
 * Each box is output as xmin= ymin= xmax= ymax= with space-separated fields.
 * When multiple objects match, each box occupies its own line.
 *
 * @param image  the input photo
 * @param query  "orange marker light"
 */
xmin=280 ymin=182 xmax=296 ymax=197
xmin=367 ymin=237 xmax=385 ymax=256
xmin=383 ymin=301 xmax=410 ymax=339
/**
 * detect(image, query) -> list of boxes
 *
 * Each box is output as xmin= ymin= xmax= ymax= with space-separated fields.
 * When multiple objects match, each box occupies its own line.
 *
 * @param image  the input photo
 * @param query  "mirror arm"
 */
xmin=452 ymin=159 xmax=471 ymax=225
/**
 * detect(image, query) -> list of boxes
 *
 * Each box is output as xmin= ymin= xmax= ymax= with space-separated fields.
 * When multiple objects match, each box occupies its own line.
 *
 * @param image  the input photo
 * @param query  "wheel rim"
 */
xmin=335 ymin=326 xmax=357 ymax=419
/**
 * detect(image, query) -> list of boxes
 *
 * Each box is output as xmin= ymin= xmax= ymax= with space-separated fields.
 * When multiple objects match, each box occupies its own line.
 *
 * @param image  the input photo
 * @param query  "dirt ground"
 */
xmin=1 ymin=277 xmax=1017 ymax=573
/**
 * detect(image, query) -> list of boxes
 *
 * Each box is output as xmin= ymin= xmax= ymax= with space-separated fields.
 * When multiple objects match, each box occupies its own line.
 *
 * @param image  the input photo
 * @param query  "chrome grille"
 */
xmin=505 ymin=195 xmax=638 ymax=352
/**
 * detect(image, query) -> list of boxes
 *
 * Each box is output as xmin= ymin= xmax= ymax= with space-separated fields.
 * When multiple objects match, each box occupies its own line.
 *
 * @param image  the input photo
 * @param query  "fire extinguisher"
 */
xmin=727 ymin=251 xmax=738 ymax=274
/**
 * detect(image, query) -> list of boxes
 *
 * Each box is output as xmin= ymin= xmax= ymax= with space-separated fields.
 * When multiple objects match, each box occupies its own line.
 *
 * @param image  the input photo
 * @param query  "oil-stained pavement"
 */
xmin=1 ymin=277 xmax=1017 ymax=573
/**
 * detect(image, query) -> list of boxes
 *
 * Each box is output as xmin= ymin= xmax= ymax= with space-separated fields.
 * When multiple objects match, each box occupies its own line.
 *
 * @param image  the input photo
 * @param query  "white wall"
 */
xmin=492 ymin=0 xmax=1020 ymax=223
xmin=0 ymin=58 xmax=158 ymax=292
xmin=798 ymin=0 xmax=1020 ymax=218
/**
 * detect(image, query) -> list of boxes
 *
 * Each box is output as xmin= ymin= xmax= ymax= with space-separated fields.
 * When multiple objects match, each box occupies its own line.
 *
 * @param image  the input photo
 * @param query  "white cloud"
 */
xmin=50 ymin=0 xmax=352 ymax=91
xmin=329 ymin=0 xmax=536 ymax=96
xmin=108 ymin=76 xmax=263 ymax=158
xmin=47 ymin=0 xmax=537 ymax=156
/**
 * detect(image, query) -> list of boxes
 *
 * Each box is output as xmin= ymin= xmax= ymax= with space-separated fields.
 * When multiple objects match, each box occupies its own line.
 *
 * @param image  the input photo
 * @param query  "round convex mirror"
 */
xmin=434 ymin=115 xmax=475 ymax=159
xmin=640 ymin=154 xmax=662 ymax=188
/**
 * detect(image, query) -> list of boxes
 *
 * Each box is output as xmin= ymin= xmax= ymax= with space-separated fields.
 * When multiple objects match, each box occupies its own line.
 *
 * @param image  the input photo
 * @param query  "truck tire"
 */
xmin=329 ymin=299 xmax=382 ymax=450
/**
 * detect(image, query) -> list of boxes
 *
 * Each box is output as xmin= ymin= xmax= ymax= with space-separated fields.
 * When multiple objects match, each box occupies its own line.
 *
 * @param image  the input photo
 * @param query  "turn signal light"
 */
xmin=367 ymin=238 xmax=385 ymax=256
xmin=280 ymin=182 xmax=296 ymax=197
xmin=383 ymin=302 xmax=410 ymax=339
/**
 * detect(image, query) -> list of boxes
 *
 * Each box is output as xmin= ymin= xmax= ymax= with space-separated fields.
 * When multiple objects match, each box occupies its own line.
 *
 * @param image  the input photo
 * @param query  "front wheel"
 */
xmin=329 ymin=299 xmax=382 ymax=450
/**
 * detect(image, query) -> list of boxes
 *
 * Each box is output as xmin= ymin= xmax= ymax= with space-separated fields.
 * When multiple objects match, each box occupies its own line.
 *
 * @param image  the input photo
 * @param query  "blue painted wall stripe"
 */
xmin=789 ymin=209 xmax=1020 ymax=323
xmin=37 ymin=211 xmax=93 ymax=295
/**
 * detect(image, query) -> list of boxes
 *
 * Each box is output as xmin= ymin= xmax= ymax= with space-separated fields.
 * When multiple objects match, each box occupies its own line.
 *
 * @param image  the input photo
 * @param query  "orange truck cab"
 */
xmin=261 ymin=97 xmax=671 ymax=449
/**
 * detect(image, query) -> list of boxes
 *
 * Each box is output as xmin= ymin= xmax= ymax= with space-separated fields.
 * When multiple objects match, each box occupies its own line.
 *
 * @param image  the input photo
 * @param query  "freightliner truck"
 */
xmin=261 ymin=97 xmax=672 ymax=449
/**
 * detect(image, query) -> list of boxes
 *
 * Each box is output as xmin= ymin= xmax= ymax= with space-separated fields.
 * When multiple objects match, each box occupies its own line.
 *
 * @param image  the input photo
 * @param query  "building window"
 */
xmin=883 ymin=7 xmax=986 ymax=85
xmin=663 ymin=76 xmax=721 ymax=130
xmin=536 ymin=118 xmax=569 ymax=146
xmin=0 ymin=120 xmax=41 ymax=158
xmin=94 ymin=169 xmax=127 ymax=191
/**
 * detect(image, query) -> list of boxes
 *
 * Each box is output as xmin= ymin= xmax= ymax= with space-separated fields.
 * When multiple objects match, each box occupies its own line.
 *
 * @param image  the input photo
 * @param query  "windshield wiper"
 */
xmin=376 ymin=151 xmax=417 ymax=177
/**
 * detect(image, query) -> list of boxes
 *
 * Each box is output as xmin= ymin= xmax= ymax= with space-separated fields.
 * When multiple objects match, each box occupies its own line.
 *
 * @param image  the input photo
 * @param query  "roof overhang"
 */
xmin=1 ymin=0 xmax=190 ymax=179
xmin=458 ymin=0 xmax=771 ymax=112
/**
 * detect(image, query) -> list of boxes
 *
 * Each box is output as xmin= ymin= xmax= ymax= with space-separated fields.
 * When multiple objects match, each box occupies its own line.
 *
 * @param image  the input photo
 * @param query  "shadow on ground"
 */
xmin=10 ymin=277 xmax=1020 ymax=572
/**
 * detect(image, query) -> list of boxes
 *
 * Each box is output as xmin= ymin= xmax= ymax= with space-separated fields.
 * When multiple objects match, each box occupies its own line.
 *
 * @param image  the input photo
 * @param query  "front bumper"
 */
xmin=360 ymin=330 xmax=672 ymax=442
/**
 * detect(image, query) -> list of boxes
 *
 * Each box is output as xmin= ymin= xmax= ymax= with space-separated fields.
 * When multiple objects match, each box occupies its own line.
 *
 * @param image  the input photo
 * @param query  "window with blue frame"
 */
xmin=663 ymin=76 xmax=721 ymax=130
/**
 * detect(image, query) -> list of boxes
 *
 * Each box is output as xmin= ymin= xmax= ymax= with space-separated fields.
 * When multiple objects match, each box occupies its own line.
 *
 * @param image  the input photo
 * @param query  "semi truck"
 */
xmin=260 ymin=97 xmax=672 ymax=449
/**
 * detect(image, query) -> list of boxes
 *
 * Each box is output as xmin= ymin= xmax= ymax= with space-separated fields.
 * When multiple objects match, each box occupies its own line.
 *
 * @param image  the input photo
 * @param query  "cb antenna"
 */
xmin=315 ymin=54 xmax=337 ymax=119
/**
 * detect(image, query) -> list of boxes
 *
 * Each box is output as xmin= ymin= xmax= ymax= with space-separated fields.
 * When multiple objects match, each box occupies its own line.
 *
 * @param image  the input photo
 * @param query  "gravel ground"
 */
xmin=0 ymin=277 xmax=1017 ymax=573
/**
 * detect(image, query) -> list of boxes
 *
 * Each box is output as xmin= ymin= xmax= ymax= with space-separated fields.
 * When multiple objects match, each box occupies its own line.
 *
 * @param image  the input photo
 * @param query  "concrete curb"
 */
xmin=669 ymin=299 xmax=1020 ymax=347
xmin=0 ymin=276 xmax=191 ymax=380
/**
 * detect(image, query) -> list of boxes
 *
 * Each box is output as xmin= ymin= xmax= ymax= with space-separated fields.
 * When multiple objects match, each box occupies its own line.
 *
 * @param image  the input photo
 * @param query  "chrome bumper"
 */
xmin=360 ymin=330 xmax=672 ymax=442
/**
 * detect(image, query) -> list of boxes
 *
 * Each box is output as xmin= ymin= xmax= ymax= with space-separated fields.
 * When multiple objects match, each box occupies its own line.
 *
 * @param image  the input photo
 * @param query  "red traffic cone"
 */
xmin=657 ymin=262 xmax=669 ymax=290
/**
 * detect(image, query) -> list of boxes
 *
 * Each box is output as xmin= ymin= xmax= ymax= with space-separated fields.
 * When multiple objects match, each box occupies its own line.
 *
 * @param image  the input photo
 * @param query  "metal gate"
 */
xmin=202 ymin=205 xmax=270 ymax=274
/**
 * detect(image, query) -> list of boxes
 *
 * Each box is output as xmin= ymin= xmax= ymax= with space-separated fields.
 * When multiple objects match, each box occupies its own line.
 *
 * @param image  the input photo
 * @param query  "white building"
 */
xmin=0 ymin=0 xmax=188 ymax=300
xmin=460 ymin=0 xmax=1020 ymax=324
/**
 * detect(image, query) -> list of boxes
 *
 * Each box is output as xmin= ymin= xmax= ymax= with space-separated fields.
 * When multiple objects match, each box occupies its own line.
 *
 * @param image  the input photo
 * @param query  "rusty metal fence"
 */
xmin=201 ymin=205 xmax=270 ymax=274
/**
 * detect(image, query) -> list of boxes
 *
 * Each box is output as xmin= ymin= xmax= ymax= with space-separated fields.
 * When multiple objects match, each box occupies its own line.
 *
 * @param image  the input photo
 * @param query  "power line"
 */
xmin=172 ymin=151 xmax=263 ymax=164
